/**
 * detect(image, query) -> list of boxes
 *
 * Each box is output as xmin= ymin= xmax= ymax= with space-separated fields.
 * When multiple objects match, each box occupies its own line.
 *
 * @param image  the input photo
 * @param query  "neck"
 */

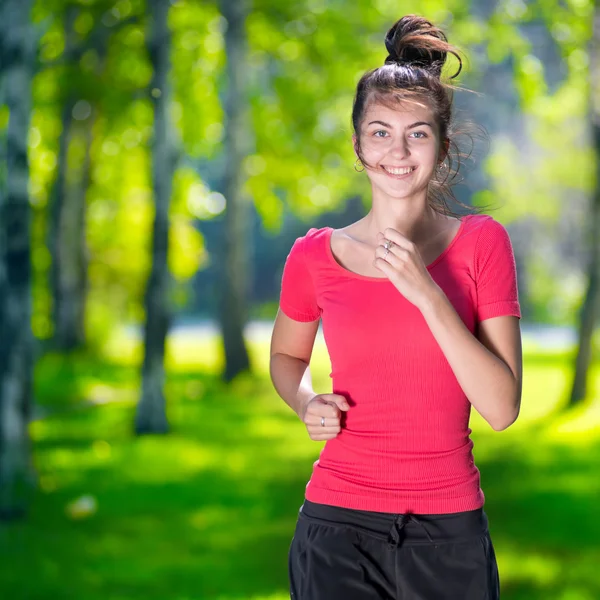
xmin=362 ymin=190 xmax=440 ymax=245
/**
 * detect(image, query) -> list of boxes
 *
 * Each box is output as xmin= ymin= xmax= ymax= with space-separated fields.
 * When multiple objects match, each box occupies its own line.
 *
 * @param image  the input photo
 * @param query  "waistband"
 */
xmin=299 ymin=499 xmax=489 ymax=548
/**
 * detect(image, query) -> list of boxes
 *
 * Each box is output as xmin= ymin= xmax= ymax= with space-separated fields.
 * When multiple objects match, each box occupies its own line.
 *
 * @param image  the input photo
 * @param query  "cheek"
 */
xmin=361 ymin=140 xmax=387 ymax=159
xmin=415 ymin=145 xmax=438 ymax=165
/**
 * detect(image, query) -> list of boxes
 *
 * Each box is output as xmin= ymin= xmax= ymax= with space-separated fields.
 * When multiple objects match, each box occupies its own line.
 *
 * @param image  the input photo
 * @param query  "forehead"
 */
xmin=362 ymin=100 xmax=435 ymax=127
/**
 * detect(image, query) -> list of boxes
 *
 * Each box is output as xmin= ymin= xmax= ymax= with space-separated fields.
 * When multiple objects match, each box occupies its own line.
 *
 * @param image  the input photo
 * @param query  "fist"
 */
xmin=301 ymin=394 xmax=349 ymax=441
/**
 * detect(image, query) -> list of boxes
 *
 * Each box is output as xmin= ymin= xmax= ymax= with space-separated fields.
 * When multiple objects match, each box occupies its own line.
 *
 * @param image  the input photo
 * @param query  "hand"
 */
xmin=301 ymin=394 xmax=349 ymax=441
xmin=373 ymin=228 xmax=440 ymax=309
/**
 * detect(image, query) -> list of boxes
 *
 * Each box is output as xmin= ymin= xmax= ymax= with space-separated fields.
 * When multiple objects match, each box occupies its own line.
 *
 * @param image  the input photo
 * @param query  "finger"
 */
xmin=373 ymin=256 xmax=395 ymax=276
xmin=375 ymin=243 xmax=397 ymax=261
xmin=310 ymin=396 xmax=345 ymax=416
xmin=308 ymin=429 xmax=341 ymax=441
xmin=304 ymin=415 xmax=341 ymax=428
xmin=381 ymin=228 xmax=415 ymax=252
xmin=307 ymin=422 xmax=341 ymax=434
xmin=377 ymin=244 xmax=412 ymax=267
xmin=323 ymin=394 xmax=349 ymax=411
xmin=306 ymin=401 xmax=339 ymax=419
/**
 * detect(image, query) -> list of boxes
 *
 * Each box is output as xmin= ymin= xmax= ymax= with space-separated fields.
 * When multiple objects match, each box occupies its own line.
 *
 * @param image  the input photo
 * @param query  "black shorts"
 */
xmin=288 ymin=499 xmax=500 ymax=600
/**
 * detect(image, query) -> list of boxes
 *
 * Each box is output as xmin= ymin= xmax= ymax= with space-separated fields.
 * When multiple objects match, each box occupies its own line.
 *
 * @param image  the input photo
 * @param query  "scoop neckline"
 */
xmin=324 ymin=215 xmax=470 ymax=282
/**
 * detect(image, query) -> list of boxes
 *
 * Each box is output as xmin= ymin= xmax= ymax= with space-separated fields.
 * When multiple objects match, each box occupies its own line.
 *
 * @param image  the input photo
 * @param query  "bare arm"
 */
xmin=270 ymin=309 xmax=348 ymax=438
xmin=421 ymin=290 xmax=523 ymax=431
xmin=269 ymin=309 xmax=320 ymax=418
xmin=374 ymin=226 xmax=523 ymax=433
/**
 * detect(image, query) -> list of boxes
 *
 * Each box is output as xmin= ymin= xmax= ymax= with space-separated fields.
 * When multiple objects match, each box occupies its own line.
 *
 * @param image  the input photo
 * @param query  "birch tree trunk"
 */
xmin=0 ymin=0 xmax=36 ymax=519
xmin=569 ymin=6 xmax=600 ymax=406
xmin=218 ymin=0 xmax=252 ymax=382
xmin=134 ymin=0 xmax=175 ymax=434
xmin=47 ymin=7 xmax=119 ymax=352
xmin=58 ymin=113 xmax=93 ymax=349
xmin=48 ymin=97 xmax=75 ymax=348
xmin=47 ymin=6 xmax=87 ymax=351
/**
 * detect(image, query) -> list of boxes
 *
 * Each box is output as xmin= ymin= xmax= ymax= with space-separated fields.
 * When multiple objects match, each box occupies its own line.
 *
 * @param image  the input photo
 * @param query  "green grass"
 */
xmin=1 ymin=331 xmax=599 ymax=599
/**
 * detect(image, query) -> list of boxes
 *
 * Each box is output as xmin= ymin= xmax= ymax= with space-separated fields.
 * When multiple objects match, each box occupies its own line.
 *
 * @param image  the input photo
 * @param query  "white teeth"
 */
xmin=384 ymin=166 xmax=415 ymax=175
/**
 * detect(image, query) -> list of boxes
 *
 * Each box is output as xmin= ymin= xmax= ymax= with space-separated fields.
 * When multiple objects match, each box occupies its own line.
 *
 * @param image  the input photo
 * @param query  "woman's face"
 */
xmin=354 ymin=99 xmax=443 ymax=200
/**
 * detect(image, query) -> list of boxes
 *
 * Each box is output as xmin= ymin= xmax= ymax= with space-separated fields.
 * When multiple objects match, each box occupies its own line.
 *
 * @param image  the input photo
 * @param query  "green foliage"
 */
xmin=480 ymin=0 xmax=593 ymax=224
xmin=26 ymin=0 xmax=209 ymax=341
xmin=527 ymin=253 xmax=586 ymax=325
xmin=17 ymin=0 xmax=598 ymax=343
xmin=1 ymin=337 xmax=598 ymax=598
xmin=170 ymin=2 xmax=224 ymax=157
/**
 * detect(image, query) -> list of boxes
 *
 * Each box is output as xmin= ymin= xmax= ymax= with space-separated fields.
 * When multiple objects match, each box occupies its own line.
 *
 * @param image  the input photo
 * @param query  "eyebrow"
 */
xmin=367 ymin=120 xmax=434 ymax=129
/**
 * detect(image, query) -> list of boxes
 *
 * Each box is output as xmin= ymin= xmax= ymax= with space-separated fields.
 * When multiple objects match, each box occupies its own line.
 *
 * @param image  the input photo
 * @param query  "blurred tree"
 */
xmin=45 ymin=2 xmax=135 ymax=351
xmin=134 ymin=0 xmax=176 ymax=434
xmin=0 ymin=0 xmax=37 ymax=519
xmin=469 ymin=0 xmax=592 ymax=324
xmin=217 ymin=0 xmax=252 ymax=381
xmin=47 ymin=5 xmax=89 ymax=351
xmin=570 ymin=2 xmax=600 ymax=406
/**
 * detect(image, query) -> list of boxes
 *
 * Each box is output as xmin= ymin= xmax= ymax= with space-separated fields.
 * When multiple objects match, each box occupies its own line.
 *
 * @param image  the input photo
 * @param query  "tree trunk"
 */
xmin=57 ymin=113 xmax=93 ymax=349
xmin=48 ymin=98 xmax=74 ymax=348
xmin=134 ymin=0 xmax=175 ymax=434
xmin=569 ymin=6 xmax=600 ymax=406
xmin=47 ymin=6 xmax=85 ymax=351
xmin=218 ymin=0 xmax=252 ymax=382
xmin=0 ymin=0 xmax=36 ymax=520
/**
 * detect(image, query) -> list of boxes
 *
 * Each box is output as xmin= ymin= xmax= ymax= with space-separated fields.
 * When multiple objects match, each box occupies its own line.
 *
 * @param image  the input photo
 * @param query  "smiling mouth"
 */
xmin=382 ymin=165 xmax=417 ymax=177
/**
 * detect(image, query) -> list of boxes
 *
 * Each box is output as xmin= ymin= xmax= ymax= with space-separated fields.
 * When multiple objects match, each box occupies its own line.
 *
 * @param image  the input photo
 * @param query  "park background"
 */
xmin=1 ymin=0 xmax=599 ymax=598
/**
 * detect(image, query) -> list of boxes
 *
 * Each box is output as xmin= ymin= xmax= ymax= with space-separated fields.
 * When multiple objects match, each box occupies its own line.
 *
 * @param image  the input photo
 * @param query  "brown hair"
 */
xmin=352 ymin=15 xmax=484 ymax=217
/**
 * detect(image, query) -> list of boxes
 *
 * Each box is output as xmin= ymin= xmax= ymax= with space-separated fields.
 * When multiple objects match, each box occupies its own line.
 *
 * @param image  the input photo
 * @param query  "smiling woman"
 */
xmin=351 ymin=16 xmax=473 ymax=219
xmin=269 ymin=13 xmax=522 ymax=600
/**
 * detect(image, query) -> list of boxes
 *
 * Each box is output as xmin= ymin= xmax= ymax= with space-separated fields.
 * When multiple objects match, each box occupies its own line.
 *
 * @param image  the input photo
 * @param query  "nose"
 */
xmin=389 ymin=136 xmax=410 ymax=161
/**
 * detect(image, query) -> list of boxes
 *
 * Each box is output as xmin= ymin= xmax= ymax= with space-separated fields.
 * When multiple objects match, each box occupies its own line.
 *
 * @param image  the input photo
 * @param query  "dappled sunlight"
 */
xmin=18 ymin=338 xmax=600 ymax=598
xmin=102 ymin=325 xmax=225 ymax=373
xmin=518 ymin=361 xmax=571 ymax=423
xmin=498 ymin=544 xmax=600 ymax=599
xmin=166 ymin=336 xmax=223 ymax=373
xmin=120 ymin=436 xmax=221 ymax=483
xmin=544 ymin=397 xmax=600 ymax=440
xmin=498 ymin=547 xmax=561 ymax=588
xmin=102 ymin=328 xmax=143 ymax=367
xmin=84 ymin=382 xmax=137 ymax=405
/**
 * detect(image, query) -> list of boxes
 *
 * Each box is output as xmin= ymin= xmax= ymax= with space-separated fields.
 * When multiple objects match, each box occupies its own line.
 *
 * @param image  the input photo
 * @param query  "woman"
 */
xmin=269 ymin=14 xmax=522 ymax=600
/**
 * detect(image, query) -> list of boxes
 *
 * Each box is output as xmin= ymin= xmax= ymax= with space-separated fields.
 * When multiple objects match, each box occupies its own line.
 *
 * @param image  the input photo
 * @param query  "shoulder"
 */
xmin=465 ymin=214 xmax=517 ymax=279
xmin=288 ymin=226 xmax=330 ymax=262
xmin=462 ymin=213 xmax=513 ymax=251
xmin=302 ymin=226 xmax=330 ymax=243
xmin=466 ymin=213 xmax=509 ymax=236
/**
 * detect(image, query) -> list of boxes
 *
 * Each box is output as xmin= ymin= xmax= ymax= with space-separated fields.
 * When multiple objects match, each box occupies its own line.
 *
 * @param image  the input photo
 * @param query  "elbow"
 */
xmin=491 ymin=417 xmax=516 ymax=432
xmin=490 ymin=382 xmax=522 ymax=432
xmin=490 ymin=405 xmax=520 ymax=432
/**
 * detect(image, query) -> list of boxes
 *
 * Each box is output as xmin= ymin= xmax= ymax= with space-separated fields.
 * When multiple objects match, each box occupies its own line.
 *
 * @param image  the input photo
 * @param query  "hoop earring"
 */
xmin=354 ymin=158 xmax=365 ymax=172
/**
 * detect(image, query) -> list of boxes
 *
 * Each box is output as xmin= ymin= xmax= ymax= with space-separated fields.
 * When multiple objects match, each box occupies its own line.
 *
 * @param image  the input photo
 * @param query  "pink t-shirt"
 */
xmin=279 ymin=213 xmax=521 ymax=514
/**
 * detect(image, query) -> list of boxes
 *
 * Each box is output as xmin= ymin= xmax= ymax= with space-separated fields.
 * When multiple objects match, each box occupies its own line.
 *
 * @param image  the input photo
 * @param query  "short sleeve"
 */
xmin=279 ymin=233 xmax=321 ymax=322
xmin=474 ymin=217 xmax=521 ymax=322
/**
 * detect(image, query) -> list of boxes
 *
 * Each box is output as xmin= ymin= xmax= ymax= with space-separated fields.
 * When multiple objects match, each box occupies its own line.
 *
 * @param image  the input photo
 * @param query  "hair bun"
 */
xmin=384 ymin=15 xmax=459 ymax=78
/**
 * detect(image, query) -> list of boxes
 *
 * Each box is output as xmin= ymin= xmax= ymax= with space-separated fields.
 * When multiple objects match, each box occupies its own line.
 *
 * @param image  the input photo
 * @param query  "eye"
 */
xmin=410 ymin=131 xmax=428 ymax=139
xmin=373 ymin=130 xmax=389 ymax=138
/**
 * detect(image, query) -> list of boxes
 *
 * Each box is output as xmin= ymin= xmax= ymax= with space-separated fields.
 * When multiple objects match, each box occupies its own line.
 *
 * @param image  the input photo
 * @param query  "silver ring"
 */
xmin=384 ymin=240 xmax=392 ymax=250
xmin=320 ymin=416 xmax=325 ymax=427
xmin=383 ymin=248 xmax=390 ymax=259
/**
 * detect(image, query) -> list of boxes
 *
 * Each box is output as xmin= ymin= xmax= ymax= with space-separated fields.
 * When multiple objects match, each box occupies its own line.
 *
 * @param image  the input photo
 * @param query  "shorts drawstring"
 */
xmin=388 ymin=513 xmax=435 ymax=548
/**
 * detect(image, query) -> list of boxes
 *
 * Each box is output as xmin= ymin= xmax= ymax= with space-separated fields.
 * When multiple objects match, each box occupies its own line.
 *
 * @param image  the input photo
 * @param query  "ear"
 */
xmin=352 ymin=134 xmax=359 ymax=159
